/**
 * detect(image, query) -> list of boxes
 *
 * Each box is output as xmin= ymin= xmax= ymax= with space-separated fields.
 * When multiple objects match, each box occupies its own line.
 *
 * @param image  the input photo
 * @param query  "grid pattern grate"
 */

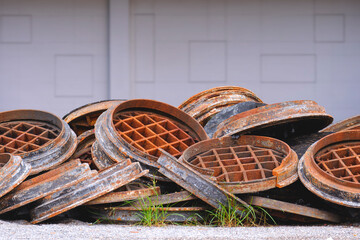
xmin=188 ymin=145 xmax=285 ymax=182
xmin=113 ymin=112 xmax=196 ymax=159
xmin=0 ymin=121 xmax=60 ymax=155
xmin=315 ymin=142 xmax=360 ymax=183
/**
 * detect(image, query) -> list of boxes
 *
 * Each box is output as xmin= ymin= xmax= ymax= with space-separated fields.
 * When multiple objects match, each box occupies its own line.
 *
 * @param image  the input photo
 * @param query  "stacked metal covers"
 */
xmin=179 ymin=86 xmax=263 ymax=126
xmin=92 ymin=99 xmax=208 ymax=180
xmin=31 ymin=161 xmax=147 ymax=224
xmin=0 ymin=110 xmax=77 ymax=174
xmin=0 ymin=159 xmax=94 ymax=215
xmin=0 ymin=87 xmax=358 ymax=225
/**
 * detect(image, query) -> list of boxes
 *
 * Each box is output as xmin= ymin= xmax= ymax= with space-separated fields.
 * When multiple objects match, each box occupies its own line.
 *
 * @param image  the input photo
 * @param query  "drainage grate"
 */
xmin=0 ymin=121 xmax=60 ymax=155
xmin=114 ymin=112 xmax=195 ymax=159
xmin=315 ymin=142 xmax=360 ymax=184
xmin=188 ymin=145 xmax=284 ymax=183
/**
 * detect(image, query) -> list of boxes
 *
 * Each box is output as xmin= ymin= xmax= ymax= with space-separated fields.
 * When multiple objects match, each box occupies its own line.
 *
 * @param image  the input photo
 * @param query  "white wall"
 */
xmin=0 ymin=0 xmax=108 ymax=117
xmin=129 ymin=0 xmax=360 ymax=122
xmin=0 ymin=0 xmax=359 ymax=122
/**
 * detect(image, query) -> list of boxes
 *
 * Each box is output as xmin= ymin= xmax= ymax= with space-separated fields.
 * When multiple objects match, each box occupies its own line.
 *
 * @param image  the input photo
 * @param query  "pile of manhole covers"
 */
xmin=0 ymin=86 xmax=359 ymax=225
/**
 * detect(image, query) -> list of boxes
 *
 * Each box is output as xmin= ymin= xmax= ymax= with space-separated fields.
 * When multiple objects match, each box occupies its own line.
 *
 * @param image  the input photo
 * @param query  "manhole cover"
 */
xmin=0 ymin=110 xmax=77 ymax=174
xmin=299 ymin=130 xmax=360 ymax=208
xmin=180 ymin=135 xmax=298 ymax=193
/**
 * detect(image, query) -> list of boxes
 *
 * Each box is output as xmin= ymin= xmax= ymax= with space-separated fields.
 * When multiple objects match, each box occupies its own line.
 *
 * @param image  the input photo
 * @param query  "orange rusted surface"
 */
xmin=85 ymin=183 xmax=160 ymax=205
xmin=63 ymin=99 xmax=125 ymax=136
xmin=298 ymin=130 xmax=360 ymax=208
xmin=180 ymin=135 xmax=298 ymax=194
xmin=92 ymin=99 xmax=208 ymax=181
xmin=179 ymin=86 xmax=263 ymax=126
xmin=321 ymin=115 xmax=360 ymax=133
xmin=0 ymin=110 xmax=77 ymax=175
xmin=0 ymin=153 xmax=31 ymax=198
xmin=213 ymin=100 xmax=333 ymax=139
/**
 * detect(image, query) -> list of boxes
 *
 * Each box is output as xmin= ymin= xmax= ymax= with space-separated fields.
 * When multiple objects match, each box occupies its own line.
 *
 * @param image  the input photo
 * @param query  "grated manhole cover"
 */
xmin=0 ymin=110 xmax=76 ymax=174
xmin=180 ymin=135 xmax=298 ymax=193
xmin=298 ymin=130 xmax=360 ymax=208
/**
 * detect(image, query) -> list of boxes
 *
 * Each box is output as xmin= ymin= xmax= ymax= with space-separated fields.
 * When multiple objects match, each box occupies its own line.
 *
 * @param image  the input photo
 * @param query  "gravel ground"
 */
xmin=0 ymin=220 xmax=359 ymax=240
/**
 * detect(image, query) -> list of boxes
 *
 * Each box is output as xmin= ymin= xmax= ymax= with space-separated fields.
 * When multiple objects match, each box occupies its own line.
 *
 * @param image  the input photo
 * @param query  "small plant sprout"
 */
xmin=207 ymin=196 xmax=276 ymax=227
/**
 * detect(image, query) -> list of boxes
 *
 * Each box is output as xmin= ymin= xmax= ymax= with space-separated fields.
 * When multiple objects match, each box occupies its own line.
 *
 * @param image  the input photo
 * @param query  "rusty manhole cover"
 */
xmin=179 ymin=86 xmax=263 ymax=126
xmin=212 ymin=100 xmax=333 ymax=140
xmin=299 ymin=130 xmax=360 ymax=208
xmin=180 ymin=135 xmax=298 ymax=193
xmin=0 ymin=110 xmax=77 ymax=174
xmin=92 ymin=99 xmax=208 ymax=180
xmin=63 ymin=99 xmax=125 ymax=136
xmin=321 ymin=115 xmax=360 ymax=133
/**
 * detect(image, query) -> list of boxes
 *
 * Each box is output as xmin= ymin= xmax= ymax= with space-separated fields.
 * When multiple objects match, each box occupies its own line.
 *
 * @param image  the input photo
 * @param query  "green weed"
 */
xmin=206 ymin=197 xmax=276 ymax=227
